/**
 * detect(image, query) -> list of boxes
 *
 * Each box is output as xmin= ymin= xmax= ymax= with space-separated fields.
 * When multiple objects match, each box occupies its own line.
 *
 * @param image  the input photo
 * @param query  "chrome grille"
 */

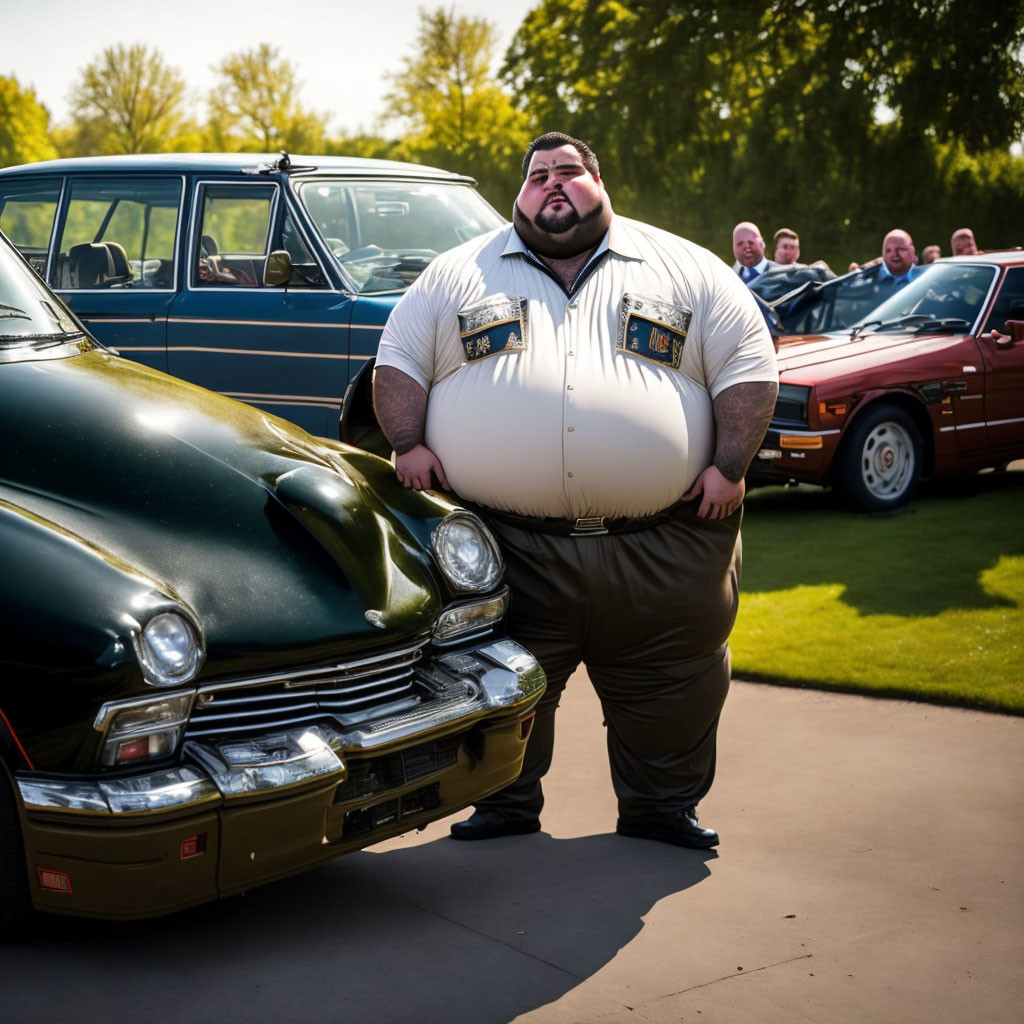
xmin=185 ymin=637 xmax=430 ymax=740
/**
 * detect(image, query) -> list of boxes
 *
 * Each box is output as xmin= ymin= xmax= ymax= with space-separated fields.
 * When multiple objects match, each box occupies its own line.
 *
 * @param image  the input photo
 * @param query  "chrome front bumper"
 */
xmin=19 ymin=638 xmax=545 ymax=816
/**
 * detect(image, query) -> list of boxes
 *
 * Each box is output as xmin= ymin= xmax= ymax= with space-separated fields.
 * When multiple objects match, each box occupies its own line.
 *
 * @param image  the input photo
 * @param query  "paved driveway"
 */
xmin=2 ymin=677 xmax=1021 ymax=1024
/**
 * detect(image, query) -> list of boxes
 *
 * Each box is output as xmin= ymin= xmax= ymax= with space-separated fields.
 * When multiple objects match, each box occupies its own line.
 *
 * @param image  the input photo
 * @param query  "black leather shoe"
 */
xmin=616 ymin=806 xmax=719 ymax=849
xmin=449 ymin=809 xmax=541 ymax=840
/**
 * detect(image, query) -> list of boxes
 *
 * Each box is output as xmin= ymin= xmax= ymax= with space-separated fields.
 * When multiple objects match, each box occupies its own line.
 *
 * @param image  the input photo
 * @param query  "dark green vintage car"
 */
xmin=0 ymin=233 xmax=544 ymax=930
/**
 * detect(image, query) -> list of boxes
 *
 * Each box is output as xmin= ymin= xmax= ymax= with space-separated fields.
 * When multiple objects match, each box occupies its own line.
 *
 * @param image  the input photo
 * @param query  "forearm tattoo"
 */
xmin=373 ymin=366 xmax=428 ymax=456
xmin=712 ymin=381 xmax=779 ymax=482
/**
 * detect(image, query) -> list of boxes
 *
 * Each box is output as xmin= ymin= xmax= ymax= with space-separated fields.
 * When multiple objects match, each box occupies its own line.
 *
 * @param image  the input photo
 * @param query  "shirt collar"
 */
xmin=878 ymin=262 xmax=914 ymax=282
xmin=734 ymin=257 xmax=769 ymax=277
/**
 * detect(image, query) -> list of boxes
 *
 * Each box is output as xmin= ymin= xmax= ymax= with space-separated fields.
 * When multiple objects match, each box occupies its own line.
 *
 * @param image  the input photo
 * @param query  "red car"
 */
xmin=749 ymin=252 xmax=1024 ymax=511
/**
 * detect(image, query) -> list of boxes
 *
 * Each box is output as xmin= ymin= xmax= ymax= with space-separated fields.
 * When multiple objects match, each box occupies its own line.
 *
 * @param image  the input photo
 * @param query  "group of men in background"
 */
xmin=730 ymin=221 xmax=980 ymax=286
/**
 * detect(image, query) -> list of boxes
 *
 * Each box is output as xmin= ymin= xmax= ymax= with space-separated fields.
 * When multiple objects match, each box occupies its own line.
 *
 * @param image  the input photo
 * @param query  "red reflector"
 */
xmin=520 ymin=714 xmax=535 ymax=740
xmin=116 ymin=737 xmax=152 ymax=763
xmin=37 ymin=868 xmax=72 ymax=893
xmin=180 ymin=833 xmax=207 ymax=860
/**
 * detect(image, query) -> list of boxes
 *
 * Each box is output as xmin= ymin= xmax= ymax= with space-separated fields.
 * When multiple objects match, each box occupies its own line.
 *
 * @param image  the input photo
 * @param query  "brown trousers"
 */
xmin=478 ymin=499 xmax=742 ymax=824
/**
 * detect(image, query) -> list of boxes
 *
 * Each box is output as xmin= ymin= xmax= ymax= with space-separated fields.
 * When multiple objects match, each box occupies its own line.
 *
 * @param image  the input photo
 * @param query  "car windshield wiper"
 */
xmin=849 ymin=314 xmax=932 ymax=338
xmin=0 ymin=304 xmax=32 ymax=320
xmin=907 ymin=317 xmax=973 ymax=333
xmin=0 ymin=330 xmax=84 ymax=347
xmin=851 ymin=314 xmax=975 ymax=339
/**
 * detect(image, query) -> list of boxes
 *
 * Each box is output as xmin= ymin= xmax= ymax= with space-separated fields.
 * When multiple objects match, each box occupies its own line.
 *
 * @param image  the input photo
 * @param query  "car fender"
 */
xmin=0 ymin=499 xmax=191 ymax=770
xmin=832 ymin=387 xmax=937 ymax=480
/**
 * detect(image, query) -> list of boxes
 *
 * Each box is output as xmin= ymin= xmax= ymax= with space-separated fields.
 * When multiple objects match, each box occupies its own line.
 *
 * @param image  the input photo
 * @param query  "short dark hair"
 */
xmin=522 ymin=132 xmax=600 ymax=180
xmin=773 ymin=227 xmax=799 ymax=244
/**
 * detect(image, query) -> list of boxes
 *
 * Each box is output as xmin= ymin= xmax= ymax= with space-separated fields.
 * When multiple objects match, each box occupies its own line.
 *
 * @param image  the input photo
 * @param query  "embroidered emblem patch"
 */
xmin=616 ymin=293 xmax=691 ymax=369
xmin=457 ymin=295 xmax=529 ymax=363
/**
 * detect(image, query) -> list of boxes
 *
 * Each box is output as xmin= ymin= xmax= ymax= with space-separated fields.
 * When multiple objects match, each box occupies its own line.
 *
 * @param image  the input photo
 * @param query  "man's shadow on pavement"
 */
xmin=10 ymin=831 xmax=713 ymax=1024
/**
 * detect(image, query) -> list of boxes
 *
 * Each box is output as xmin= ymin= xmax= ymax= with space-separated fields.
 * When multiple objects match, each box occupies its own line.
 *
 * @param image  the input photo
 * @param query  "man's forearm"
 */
xmin=373 ymin=365 xmax=428 ymax=455
xmin=711 ymin=380 xmax=779 ymax=482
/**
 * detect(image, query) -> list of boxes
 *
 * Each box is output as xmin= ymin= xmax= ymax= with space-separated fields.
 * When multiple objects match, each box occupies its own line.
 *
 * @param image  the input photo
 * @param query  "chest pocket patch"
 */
xmin=617 ymin=293 xmax=691 ymax=370
xmin=457 ymin=295 xmax=529 ymax=362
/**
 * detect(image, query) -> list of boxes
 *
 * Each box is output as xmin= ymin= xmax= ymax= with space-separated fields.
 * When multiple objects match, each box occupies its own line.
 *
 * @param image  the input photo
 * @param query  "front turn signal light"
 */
xmin=779 ymin=435 xmax=824 ymax=450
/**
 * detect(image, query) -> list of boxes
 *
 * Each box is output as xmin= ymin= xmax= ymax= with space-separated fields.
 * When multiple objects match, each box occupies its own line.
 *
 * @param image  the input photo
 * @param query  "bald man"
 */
xmin=951 ymin=228 xmax=978 ymax=256
xmin=732 ymin=222 xmax=783 ymax=284
xmin=878 ymin=229 xmax=926 ymax=290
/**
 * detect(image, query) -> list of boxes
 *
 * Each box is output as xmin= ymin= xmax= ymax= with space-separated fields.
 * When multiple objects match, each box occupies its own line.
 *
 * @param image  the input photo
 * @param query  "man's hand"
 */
xmin=682 ymin=465 xmax=745 ymax=520
xmin=373 ymin=366 xmax=446 ymax=489
xmin=395 ymin=443 xmax=449 ymax=491
xmin=694 ymin=379 xmax=776 ymax=519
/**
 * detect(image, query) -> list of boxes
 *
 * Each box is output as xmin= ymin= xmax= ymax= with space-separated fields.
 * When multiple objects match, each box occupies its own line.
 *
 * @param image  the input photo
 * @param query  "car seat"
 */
xmin=68 ymin=242 xmax=113 ymax=287
xmin=103 ymin=241 xmax=133 ymax=286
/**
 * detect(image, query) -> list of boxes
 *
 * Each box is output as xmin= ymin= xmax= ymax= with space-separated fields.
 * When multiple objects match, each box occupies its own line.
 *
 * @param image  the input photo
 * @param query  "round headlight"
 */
xmin=432 ymin=513 xmax=504 ymax=592
xmin=136 ymin=612 xmax=204 ymax=687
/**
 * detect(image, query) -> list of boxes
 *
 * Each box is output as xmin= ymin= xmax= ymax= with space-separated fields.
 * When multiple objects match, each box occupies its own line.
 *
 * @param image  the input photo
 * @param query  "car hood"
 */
xmin=775 ymin=328 xmax=957 ymax=377
xmin=0 ymin=350 xmax=449 ymax=681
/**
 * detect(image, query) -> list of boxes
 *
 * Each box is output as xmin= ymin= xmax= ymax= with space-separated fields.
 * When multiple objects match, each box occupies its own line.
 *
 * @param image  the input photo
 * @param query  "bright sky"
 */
xmin=4 ymin=0 xmax=538 ymax=134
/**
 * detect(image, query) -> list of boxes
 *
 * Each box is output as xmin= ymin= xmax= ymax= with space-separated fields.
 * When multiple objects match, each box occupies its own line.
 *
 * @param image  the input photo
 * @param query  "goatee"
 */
xmin=513 ymin=195 xmax=612 ymax=259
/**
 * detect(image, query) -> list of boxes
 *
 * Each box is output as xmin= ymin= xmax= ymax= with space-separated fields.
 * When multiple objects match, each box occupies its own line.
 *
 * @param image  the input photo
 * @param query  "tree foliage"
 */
xmin=4 ymin=4 xmax=1021 ymax=266
xmin=0 ymin=77 xmax=57 ymax=167
xmin=382 ymin=7 xmax=532 ymax=207
xmin=208 ymin=43 xmax=327 ymax=153
xmin=64 ymin=44 xmax=194 ymax=155
xmin=502 ymin=0 xmax=1024 ymax=266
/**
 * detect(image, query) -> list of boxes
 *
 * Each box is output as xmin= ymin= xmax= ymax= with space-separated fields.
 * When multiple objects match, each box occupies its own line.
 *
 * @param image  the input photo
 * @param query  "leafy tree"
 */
xmin=382 ymin=6 xmax=532 ymax=207
xmin=323 ymin=132 xmax=399 ymax=160
xmin=502 ymin=0 xmax=1024 ymax=268
xmin=0 ymin=77 xmax=58 ymax=167
xmin=208 ymin=43 xmax=327 ymax=153
xmin=64 ymin=44 xmax=193 ymax=155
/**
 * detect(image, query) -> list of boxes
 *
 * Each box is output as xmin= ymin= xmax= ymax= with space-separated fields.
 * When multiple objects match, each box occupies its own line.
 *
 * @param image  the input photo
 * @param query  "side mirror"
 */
xmin=264 ymin=250 xmax=293 ymax=287
xmin=984 ymin=320 xmax=1024 ymax=350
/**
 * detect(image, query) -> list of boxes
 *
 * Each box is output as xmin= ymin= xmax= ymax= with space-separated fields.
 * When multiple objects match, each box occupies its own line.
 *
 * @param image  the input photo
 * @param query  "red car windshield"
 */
xmin=850 ymin=263 xmax=998 ymax=333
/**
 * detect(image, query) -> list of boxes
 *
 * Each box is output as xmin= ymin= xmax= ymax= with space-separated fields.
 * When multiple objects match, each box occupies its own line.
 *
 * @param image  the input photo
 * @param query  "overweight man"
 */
xmin=373 ymin=132 xmax=778 ymax=849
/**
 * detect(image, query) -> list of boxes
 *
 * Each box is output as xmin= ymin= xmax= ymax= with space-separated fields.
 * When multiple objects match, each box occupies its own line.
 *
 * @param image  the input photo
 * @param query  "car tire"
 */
xmin=0 ymin=769 xmax=32 ymax=937
xmin=835 ymin=403 xmax=922 ymax=513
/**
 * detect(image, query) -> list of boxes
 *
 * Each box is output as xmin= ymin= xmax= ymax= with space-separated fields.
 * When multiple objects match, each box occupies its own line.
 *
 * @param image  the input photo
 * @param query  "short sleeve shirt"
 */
xmin=376 ymin=216 xmax=777 ymax=518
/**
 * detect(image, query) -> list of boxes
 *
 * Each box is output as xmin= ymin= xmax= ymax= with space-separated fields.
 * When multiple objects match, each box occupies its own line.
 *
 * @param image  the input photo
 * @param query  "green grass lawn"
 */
xmin=732 ymin=468 xmax=1024 ymax=714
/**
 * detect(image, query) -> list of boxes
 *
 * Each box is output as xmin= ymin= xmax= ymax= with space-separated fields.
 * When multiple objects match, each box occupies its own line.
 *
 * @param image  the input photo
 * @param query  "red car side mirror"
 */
xmin=984 ymin=320 xmax=1024 ymax=350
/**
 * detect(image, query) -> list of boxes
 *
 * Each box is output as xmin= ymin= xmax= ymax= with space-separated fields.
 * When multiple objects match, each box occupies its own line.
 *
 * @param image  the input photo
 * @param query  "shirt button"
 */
xmin=568 ymin=351 xmax=574 ymax=356
xmin=567 ymin=384 xmax=574 ymax=390
xmin=568 ymin=301 xmax=577 ymax=309
xmin=567 ymin=472 xmax=574 ymax=478
xmin=567 ymin=426 xmax=575 ymax=432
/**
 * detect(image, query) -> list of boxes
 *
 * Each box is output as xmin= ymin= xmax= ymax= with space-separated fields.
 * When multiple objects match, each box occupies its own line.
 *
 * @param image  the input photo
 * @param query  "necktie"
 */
xmin=743 ymin=266 xmax=758 ymax=282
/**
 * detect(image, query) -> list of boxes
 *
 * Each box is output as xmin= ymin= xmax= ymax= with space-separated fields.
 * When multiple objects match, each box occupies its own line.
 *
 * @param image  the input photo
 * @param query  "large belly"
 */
xmin=426 ymin=362 xmax=713 ymax=518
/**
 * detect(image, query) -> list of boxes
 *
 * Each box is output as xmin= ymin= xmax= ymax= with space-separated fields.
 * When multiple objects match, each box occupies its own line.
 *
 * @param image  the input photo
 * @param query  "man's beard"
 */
xmin=513 ymin=194 xmax=612 ymax=259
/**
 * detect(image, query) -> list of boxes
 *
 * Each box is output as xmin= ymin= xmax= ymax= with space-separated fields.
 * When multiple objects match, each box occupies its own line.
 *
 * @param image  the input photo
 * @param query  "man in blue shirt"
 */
xmin=878 ymin=229 xmax=926 ymax=290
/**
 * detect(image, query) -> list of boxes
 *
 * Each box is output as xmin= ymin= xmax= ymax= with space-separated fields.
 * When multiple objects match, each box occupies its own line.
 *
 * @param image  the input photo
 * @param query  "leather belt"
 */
xmin=465 ymin=499 xmax=689 ymax=537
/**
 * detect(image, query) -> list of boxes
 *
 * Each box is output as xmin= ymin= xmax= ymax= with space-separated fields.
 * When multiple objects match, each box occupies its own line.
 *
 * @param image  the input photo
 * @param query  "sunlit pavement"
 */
xmin=3 ymin=675 xmax=1021 ymax=1024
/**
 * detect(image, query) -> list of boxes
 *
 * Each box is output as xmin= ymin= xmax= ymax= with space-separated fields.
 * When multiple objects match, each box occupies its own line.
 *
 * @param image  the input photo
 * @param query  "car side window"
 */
xmin=0 ymin=179 xmax=62 ymax=279
xmin=982 ymin=267 xmax=1024 ymax=335
xmin=54 ymin=177 xmax=182 ymax=289
xmin=194 ymin=183 xmax=276 ymax=288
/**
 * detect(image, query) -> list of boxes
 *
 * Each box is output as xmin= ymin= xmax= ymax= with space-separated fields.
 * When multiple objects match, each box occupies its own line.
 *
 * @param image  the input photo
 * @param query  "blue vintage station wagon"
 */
xmin=0 ymin=153 xmax=505 ymax=438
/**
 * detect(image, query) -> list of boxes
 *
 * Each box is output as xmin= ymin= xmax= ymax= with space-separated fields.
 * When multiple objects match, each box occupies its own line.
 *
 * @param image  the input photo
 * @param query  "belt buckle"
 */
xmin=571 ymin=516 xmax=608 ymax=537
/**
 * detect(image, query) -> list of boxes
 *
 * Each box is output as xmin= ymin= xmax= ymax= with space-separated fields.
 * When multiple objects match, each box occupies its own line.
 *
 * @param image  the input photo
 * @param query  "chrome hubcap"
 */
xmin=860 ymin=421 xmax=915 ymax=499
